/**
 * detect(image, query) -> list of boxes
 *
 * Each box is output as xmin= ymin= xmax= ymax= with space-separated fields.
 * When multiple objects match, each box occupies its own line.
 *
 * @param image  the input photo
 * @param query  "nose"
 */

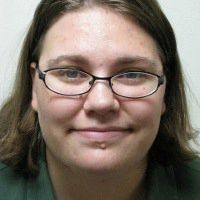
xmin=83 ymin=81 xmax=120 ymax=115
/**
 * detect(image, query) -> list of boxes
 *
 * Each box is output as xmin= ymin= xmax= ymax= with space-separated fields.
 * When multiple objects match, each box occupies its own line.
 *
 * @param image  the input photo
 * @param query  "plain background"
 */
xmin=0 ymin=0 xmax=200 ymax=144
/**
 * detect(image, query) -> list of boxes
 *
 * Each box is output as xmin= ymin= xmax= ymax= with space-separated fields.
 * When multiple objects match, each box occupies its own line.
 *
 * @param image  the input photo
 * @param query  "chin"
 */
xmin=66 ymin=149 xmax=133 ymax=174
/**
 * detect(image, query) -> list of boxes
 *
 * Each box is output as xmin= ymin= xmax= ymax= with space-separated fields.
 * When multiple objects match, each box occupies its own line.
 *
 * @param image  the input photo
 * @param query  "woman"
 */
xmin=0 ymin=0 xmax=199 ymax=199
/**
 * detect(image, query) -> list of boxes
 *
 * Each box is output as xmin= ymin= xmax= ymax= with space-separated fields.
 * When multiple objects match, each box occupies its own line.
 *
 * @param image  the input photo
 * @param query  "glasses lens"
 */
xmin=112 ymin=72 xmax=159 ymax=98
xmin=45 ymin=68 xmax=92 ymax=95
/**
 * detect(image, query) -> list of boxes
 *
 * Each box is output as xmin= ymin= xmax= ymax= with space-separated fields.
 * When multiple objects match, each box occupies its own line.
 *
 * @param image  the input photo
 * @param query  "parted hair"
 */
xmin=0 ymin=0 xmax=198 ymax=176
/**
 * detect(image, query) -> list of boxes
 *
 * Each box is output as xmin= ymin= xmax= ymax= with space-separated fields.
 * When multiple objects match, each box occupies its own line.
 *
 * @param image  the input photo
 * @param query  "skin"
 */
xmin=31 ymin=6 xmax=166 ymax=200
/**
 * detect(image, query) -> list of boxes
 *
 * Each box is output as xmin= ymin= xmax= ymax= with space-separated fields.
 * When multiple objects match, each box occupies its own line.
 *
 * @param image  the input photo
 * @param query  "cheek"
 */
xmin=35 ymin=87 xmax=84 ymax=128
xmin=124 ymin=96 xmax=165 ymax=132
xmin=36 ymin=95 xmax=84 ymax=150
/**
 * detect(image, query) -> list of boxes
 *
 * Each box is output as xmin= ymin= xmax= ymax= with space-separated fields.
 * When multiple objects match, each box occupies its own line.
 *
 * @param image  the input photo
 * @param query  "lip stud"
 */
xmin=100 ymin=143 xmax=106 ymax=149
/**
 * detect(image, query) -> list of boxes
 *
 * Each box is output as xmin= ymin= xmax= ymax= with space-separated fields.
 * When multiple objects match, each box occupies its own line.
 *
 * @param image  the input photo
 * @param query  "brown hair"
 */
xmin=0 ymin=0 xmax=198 ymax=176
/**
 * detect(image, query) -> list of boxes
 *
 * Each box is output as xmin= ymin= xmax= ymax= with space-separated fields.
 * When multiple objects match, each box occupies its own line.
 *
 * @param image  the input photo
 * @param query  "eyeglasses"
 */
xmin=35 ymin=65 xmax=165 ymax=99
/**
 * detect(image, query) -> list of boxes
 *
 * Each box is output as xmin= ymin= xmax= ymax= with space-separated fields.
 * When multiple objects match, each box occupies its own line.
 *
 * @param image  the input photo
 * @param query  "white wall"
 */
xmin=158 ymin=0 xmax=200 ymax=131
xmin=0 ymin=0 xmax=200 ymax=131
xmin=0 ymin=0 xmax=40 ymax=102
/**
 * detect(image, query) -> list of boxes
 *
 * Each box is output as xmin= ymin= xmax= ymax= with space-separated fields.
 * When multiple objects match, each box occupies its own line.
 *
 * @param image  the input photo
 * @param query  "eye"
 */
xmin=114 ymin=71 xmax=150 ymax=86
xmin=47 ymin=68 xmax=91 ymax=84
xmin=49 ymin=68 xmax=89 ymax=80
xmin=117 ymin=72 xmax=143 ymax=79
xmin=125 ymin=73 xmax=140 ymax=79
xmin=59 ymin=69 xmax=83 ymax=78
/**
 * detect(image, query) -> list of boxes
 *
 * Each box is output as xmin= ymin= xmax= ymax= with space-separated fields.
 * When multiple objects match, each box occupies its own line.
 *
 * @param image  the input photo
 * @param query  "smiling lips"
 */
xmin=70 ymin=127 xmax=132 ymax=141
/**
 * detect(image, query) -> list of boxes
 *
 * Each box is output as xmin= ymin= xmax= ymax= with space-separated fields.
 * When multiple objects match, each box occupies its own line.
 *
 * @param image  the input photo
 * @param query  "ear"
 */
xmin=30 ymin=62 xmax=38 ymax=112
xmin=161 ymin=100 xmax=166 ymax=115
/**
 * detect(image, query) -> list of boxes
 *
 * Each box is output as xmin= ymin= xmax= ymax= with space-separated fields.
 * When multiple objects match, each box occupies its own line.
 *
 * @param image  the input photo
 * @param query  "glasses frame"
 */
xmin=35 ymin=64 xmax=165 ymax=99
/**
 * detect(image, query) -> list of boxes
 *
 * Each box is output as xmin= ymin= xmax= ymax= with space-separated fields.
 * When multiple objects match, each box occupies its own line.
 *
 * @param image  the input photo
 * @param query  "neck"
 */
xmin=46 ymin=151 xmax=147 ymax=200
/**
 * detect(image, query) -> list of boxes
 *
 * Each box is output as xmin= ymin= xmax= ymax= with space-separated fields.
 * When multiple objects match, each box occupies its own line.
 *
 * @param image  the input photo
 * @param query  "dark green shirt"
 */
xmin=0 ymin=158 xmax=200 ymax=200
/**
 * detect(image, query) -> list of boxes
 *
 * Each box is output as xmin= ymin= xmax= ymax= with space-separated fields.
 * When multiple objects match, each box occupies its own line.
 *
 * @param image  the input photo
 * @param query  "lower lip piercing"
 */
xmin=100 ymin=143 xmax=106 ymax=149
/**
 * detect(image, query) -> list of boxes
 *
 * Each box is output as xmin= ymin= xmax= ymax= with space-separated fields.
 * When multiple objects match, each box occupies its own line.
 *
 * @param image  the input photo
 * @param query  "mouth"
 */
xmin=69 ymin=127 xmax=132 ymax=141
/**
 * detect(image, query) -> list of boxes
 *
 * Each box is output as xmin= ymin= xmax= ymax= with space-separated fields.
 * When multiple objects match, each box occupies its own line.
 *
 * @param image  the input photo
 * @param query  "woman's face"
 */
xmin=31 ymin=7 xmax=166 ymax=173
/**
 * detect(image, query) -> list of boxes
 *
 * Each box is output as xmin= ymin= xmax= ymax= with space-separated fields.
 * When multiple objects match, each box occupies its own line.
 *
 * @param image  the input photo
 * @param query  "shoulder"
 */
xmin=147 ymin=159 xmax=200 ymax=200
xmin=174 ymin=159 xmax=200 ymax=181
xmin=0 ymin=161 xmax=25 ymax=181
xmin=0 ymin=162 xmax=27 ymax=199
xmin=173 ymin=159 xmax=200 ymax=199
xmin=183 ymin=158 xmax=200 ymax=172
xmin=0 ymin=160 xmax=55 ymax=200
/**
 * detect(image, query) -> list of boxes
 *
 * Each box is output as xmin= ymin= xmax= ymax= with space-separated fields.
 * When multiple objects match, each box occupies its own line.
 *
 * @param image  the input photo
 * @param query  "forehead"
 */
xmin=39 ymin=6 xmax=162 ymax=72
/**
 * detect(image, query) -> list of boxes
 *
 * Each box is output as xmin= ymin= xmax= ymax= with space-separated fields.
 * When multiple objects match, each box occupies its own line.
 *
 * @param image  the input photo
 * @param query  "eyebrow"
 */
xmin=47 ymin=55 xmax=89 ymax=67
xmin=114 ymin=56 xmax=158 ymax=68
xmin=46 ymin=54 xmax=159 ymax=71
